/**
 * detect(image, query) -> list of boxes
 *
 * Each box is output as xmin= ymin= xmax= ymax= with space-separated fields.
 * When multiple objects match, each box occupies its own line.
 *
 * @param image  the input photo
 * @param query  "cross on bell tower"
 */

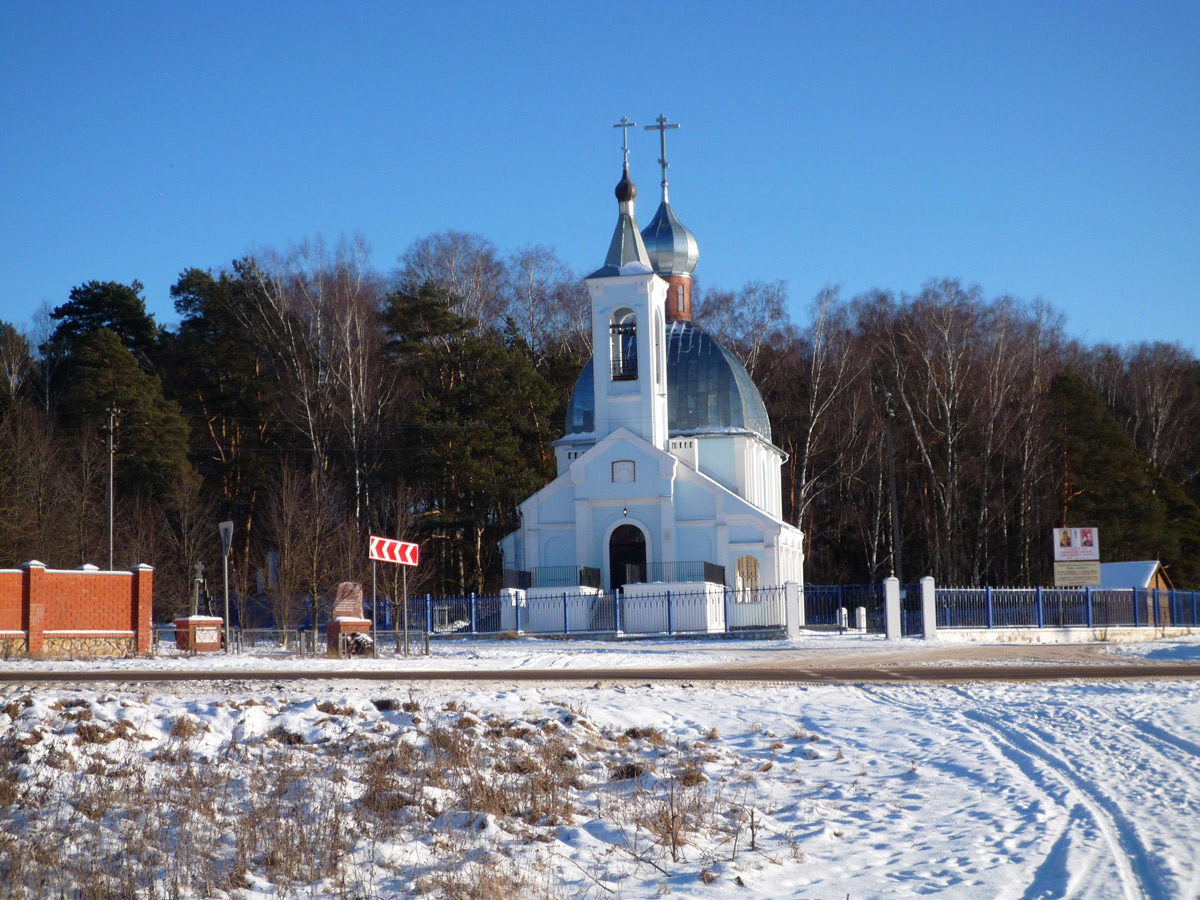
xmin=613 ymin=116 xmax=637 ymax=170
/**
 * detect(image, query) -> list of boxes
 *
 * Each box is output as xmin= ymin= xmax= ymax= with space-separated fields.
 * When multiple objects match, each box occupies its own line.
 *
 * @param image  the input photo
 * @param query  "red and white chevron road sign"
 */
xmin=369 ymin=535 xmax=419 ymax=566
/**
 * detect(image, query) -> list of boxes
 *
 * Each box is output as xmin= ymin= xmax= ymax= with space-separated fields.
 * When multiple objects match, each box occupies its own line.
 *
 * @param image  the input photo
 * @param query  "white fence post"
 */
xmin=500 ymin=588 xmax=524 ymax=633
xmin=920 ymin=576 xmax=937 ymax=640
xmin=884 ymin=577 xmax=901 ymax=640
xmin=784 ymin=582 xmax=802 ymax=637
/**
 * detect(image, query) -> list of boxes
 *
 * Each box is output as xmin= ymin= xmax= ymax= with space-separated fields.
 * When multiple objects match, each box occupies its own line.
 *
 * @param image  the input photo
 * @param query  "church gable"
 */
xmin=571 ymin=429 xmax=674 ymax=502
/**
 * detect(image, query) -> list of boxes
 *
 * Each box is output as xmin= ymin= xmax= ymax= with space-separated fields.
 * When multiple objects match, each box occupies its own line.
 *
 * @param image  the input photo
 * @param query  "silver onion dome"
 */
xmin=641 ymin=200 xmax=699 ymax=276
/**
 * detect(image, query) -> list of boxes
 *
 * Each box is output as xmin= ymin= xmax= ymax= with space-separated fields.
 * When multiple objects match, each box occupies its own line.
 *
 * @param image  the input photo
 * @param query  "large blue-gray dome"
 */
xmin=563 ymin=321 xmax=772 ymax=442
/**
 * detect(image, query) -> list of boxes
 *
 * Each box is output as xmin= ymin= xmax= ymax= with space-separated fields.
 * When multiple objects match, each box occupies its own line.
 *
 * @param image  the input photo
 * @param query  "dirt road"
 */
xmin=2 ymin=640 xmax=1196 ymax=687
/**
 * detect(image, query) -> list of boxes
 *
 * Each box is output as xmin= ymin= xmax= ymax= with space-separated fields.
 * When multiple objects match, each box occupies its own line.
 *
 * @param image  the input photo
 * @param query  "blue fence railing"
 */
xmin=175 ymin=582 xmax=1196 ymax=649
xmin=936 ymin=587 xmax=1200 ymax=630
xmin=801 ymin=584 xmax=887 ymax=633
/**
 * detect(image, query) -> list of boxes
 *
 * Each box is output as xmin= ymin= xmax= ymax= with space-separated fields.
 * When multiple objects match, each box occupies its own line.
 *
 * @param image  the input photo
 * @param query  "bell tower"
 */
xmin=584 ymin=117 xmax=669 ymax=451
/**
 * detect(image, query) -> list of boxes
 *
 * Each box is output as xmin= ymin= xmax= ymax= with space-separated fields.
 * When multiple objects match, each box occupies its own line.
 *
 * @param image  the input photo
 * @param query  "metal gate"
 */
xmin=801 ymin=585 xmax=886 ymax=634
xmin=899 ymin=583 xmax=923 ymax=637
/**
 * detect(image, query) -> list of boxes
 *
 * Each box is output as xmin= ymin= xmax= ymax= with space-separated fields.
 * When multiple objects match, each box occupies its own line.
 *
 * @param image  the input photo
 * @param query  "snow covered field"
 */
xmin=2 ymin=636 xmax=1199 ymax=898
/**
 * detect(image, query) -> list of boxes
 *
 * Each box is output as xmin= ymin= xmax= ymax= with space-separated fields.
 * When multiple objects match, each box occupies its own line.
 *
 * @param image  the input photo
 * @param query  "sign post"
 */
xmin=1052 ymin=527 xmax=1100 ymax=586
xmin=368 ymin=536 xmax=420 ymax=657
xmin=219 ymin=520 xmax=234 ymax=653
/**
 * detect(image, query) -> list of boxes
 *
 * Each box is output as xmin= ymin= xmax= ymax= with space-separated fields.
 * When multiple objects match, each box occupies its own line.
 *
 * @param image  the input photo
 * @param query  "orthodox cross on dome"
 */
xmin=613 ymin=116 xmax=637 ymax=169
xmin=645 ymin=114 xmax=680 ymax=199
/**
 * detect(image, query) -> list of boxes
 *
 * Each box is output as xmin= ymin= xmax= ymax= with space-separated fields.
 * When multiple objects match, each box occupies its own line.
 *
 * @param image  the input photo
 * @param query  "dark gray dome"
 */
xmin=562 ymin=321 xmax=771 ymax=441
xmin=615 ymin=168 xmax=637 ymax=202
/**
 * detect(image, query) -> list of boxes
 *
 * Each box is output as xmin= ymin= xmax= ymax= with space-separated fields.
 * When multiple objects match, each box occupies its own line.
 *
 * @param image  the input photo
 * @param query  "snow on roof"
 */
xmin=1099 ymin=561 xmax=1161 ymax=589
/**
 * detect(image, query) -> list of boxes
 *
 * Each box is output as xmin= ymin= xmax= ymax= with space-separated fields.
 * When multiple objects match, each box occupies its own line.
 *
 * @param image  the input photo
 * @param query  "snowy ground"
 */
xmin=2 ymin=635 xmax=1199 ymax=898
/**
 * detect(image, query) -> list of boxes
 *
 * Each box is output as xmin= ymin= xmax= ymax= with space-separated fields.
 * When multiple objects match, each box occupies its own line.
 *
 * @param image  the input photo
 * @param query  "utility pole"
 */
xmin=105 ymin=407 xmax=117 ymax=570
xmin=884 ymin=392 xmax=903 ymax=584
xmin=219 ymin=521 xmax=234 ymax=653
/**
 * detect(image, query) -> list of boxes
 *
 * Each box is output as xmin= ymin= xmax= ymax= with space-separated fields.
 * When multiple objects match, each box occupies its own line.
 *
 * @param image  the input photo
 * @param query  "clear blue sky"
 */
xmin=2 ymin=1 xmax=1197 ymax=349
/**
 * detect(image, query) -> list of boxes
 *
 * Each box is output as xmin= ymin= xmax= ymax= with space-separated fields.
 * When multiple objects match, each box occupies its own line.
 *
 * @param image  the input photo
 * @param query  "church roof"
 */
xmin=641 ymin=199 xmax=698 ymax=276
xmin=588 ymin=213 xmax=652 ymax=278
xmin=563 ymin=320 xmax=772 ymax=441
xmin=1098 ymin=561 xmax=1165 ymax=589
xmin=588 ymin=163 xmax=653 ymax=279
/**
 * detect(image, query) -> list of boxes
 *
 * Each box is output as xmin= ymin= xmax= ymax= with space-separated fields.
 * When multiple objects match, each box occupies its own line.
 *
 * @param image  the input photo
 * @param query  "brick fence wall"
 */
xmin=0 ymin=562 xmax=153 ymax=658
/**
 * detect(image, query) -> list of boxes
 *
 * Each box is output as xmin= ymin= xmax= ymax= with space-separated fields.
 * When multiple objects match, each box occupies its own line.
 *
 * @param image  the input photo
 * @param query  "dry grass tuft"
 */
xmin=677 ymin=759 xmax=707 ymax=787
xmin=610 ymin=761 xmax=648 ymax=781
xmin=168 ymin=715 xmax=203 ymax=741
xmin=418 ymin=859 xmax=530 ymax=899
xmin=51 ymin=698 xmax=89 ymax=711
xmin=75 ymin=722 xmax=119 ymax=745
xmin=269 ymin=725 xmax=306 ymax=746
xmin=624 ymin=726 xmax=665 ymax=744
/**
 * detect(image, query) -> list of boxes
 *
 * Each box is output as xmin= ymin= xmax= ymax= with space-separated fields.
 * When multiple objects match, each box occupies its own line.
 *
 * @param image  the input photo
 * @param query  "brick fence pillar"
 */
xmin=22 ymin=561 xmax=47 ymax=657
xmin=132 ymin=564 xmax=154 ymax=654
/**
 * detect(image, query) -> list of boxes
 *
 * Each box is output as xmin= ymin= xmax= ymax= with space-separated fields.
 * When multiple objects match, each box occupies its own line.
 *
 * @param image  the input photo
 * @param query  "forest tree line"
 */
xmin=1 ymin=231 xmax=1197 ymax=625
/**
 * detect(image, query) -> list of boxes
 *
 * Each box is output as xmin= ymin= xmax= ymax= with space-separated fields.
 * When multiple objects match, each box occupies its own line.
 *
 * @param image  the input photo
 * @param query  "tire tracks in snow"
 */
xmin=866 ymin=686 xmax=1179 ymax=900
xmin=961 ymin=704 xmax=1155 ymax=900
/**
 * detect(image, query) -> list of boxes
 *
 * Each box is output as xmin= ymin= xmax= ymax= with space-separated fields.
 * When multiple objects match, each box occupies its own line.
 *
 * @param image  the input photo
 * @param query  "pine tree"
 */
xmin=386 ymin=284 xmax=555 ymax=593
xmin=1050 ymin=370 xmax=1167 ymax=562
xmin=59 ymin=328 xmax=190 ymax=501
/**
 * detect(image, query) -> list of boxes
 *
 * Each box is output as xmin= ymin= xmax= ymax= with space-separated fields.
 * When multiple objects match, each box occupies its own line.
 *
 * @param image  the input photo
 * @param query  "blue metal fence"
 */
xmin=359 ymin=582 xmax=1200 ymax=642
xmin=801 ymin=584 xmax=887 ymax=633
xmin=936 ymin=586 xmax=1200 ymax=630
xmin=899 ymin=583 xmax=923 ymax=637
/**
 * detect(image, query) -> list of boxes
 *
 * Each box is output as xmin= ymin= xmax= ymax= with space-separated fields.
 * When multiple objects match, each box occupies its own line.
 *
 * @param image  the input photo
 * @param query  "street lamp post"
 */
xmin=192 ymin=562 xmax=204 ymax=617
xmin=219 ymin=521 xmax=234 ymax=653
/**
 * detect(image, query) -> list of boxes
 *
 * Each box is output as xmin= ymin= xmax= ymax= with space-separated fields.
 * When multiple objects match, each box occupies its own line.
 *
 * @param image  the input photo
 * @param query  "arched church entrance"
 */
xmin=609 ymin=524 xmax=646 ymax=592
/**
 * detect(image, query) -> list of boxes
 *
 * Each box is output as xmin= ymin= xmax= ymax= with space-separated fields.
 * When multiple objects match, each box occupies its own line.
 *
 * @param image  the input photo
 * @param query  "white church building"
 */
xmin=500 ymin=119 xmax=804 ymax=606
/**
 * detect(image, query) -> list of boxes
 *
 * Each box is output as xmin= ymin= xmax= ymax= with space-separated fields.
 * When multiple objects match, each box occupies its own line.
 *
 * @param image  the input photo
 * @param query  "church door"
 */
xmin=609 ymin=524 xmax=647 ymax=592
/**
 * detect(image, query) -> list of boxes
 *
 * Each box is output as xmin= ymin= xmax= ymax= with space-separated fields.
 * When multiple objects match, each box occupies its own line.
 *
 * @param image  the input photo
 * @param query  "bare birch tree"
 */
xmin=398 ymin=230 xmax=506 ymax=332
xmin=1120 ymin=342 xmax=1198 ymax=476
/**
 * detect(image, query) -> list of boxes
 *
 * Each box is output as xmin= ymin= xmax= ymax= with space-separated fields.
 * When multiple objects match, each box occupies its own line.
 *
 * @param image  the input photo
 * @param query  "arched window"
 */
xmin=609 ymin=308 xmax=637 ymax=380
xmin=654 ymin=314 xmax=664 ymax=387
xmin=736 ymin=555 xmax=760 ymax=592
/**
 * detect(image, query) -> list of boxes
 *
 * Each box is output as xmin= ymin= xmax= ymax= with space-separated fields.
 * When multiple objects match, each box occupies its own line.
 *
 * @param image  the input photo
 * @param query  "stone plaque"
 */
xmin=195 ymin=627 xmax=220 ymax=643
xmin=332 ymin=582 xmax=364 ymax=618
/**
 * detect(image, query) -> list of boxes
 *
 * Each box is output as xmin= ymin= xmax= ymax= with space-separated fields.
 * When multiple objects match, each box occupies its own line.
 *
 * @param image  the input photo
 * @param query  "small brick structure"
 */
xmin=0 ymin=561 xmax=154 ymax=658
xmin=174 ymin=615 xmax=224 ymax=652
xmin=326 ymin=617 xmax=372 ymax=657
